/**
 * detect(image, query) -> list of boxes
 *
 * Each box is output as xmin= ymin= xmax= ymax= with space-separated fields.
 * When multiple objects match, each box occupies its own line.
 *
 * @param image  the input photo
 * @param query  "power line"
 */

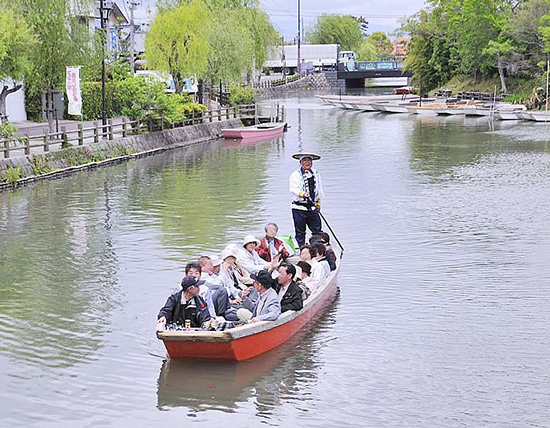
xmin=263 ymin=8 xmax=407 ymax=19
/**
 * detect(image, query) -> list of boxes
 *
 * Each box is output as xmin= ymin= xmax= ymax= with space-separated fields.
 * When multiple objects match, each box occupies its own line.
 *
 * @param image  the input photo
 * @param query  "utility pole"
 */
xmin=129 ymin=0 xmax=140 ymax=74
xmin=297 ymin=0 xmax=301 ymax=75
xmin=100 ymin=1 xmax=112 ymax=133
xmin=100 ymin=0 xmax=107 ymax=130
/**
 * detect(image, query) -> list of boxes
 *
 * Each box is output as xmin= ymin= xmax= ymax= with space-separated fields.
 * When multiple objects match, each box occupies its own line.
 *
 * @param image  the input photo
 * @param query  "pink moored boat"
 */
xmin=222 ymin=122 xmax=287 ymax=140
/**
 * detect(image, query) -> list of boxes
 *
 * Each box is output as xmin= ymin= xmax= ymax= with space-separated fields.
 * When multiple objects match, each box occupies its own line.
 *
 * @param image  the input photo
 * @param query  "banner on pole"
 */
xmin=66 ymin=66 xmax=82 ymax=116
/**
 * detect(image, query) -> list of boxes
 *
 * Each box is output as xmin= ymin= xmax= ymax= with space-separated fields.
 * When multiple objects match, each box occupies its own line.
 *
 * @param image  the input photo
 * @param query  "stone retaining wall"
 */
xmin=255 ymin=73 xmax=334 ymax=95
xmin=0 ymin=118 xmax=242 ymax=192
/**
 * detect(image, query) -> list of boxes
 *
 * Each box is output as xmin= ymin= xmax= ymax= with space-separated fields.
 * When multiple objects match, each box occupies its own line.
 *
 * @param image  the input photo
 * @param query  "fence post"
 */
xmin=217 ymin=108 xmax=221 ymax=122
xmin=233 ymin=106 xmax=237 ymax=118
xmin=78 ymin=123 xmax=84 ymax=145
xmin=122 ymin=118 xmax=127 ymax=137
xmin=24 ymin=134 xmax=30 ymax=155
xmin=3 ymin=139 xmax=9 ymax=159
xmin=43 ymin=131 xmax=49 ymax=152
xmin=226 ymin=107 xmax=230 ymax=120
xmin=94 ymin=121 xmax=99 ymax=143
xmin=61 ymin=126 xmax=68 ymax=148
xmin=108 ymin=120 xmax=114 ymax=140
xmin=276 ymin=103 xmax=280 ymax=122
xmin=209 ymin=109 xmax=213 ymax=123
xmin=161 ymin=114 xmax=164 ymax=131
xmin=136 ymin=118 xmax=140 ymax=134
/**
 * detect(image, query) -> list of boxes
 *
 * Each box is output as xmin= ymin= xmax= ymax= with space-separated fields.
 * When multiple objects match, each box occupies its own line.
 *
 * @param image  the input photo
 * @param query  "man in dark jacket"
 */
xmin=275 ymin=262 xmax=303 ymax=313
xmin=157 ymin=275 xmax=211 ymax=328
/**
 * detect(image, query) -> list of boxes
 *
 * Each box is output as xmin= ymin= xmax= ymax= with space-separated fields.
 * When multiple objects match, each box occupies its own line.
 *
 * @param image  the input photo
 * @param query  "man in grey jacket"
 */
xmin=237 ymin=270 xmax=281 ymax=323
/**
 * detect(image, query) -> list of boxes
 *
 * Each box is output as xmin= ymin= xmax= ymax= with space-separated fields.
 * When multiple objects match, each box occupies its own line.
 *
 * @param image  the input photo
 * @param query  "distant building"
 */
xmin=392 ymin=38 xmax=410 ymax=60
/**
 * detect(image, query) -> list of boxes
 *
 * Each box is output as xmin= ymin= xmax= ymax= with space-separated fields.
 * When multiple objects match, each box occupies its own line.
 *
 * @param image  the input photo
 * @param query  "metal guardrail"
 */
xmin=1 ymin=104 xmax=256 ymax=159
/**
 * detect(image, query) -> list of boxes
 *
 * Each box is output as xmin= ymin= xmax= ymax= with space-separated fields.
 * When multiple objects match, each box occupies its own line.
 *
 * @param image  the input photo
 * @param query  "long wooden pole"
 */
xmin=546 ymin=59 xmax=549 ymax=122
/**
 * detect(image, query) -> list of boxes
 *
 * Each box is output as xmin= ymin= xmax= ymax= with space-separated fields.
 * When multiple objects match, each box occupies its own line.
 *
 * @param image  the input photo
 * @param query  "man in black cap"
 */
xmin=289 ymin=152 xmax=325 ymax=247
xmin=157 ymin=275 xmax=211 ymax=328
xmin=237 ymin=270 xmax=281 ymax=323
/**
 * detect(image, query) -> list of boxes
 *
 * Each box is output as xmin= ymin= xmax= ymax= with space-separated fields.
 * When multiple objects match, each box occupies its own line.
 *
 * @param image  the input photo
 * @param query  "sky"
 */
xmin=131 ymin=0 xmax=428 ymax=40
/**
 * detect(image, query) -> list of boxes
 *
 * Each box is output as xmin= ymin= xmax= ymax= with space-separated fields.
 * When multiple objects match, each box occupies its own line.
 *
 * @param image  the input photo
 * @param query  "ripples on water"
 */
xmin=2 ymin=96 xmax=550 ymax=426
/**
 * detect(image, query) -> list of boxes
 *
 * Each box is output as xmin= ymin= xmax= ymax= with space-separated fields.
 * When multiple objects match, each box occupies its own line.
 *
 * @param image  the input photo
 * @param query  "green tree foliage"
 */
xmin=403 ymin=0 xmax=550 ymax=93
xmin=3 ymin=0 xmax=99 ymax=97
xmin=146 ymin=1 xmax=212 ymax=92
xmin=366 ymin=32 xmax=394 ymax=60
xmin=306 ymin=14 xmax=363 ymax=52
xmin=148 ymin=0 xmax=278 ymax=86
xmin=204 ymin=9 xmax=254 ymax=84
xmin=356 ymin=39 xmax=378 ymax=61
xmin=0 ymin=7 xmax=35 ymax=121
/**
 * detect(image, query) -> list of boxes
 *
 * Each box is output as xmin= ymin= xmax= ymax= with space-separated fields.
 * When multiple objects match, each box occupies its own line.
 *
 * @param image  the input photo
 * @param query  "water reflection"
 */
xmin=0 ymin=172 xmax=121 ymax=368
xmin=157 ymin=300 xmax=339 ymax=419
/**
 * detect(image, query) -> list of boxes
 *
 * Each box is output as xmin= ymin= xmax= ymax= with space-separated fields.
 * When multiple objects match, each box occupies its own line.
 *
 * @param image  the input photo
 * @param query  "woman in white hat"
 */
xmin=238 ymin=234 xmax=281 ymax=275
xmin=289 ymin=153 xmax=325 ymax=247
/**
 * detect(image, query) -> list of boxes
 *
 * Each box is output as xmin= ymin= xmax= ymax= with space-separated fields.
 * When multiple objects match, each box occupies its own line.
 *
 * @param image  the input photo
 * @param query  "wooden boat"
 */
xmin=157 ymin=251 xmax=342 ymax=361
xmin=221 ymin=122 xmax=286 ymax=140
xmin=524 ymin=110 xmax=550 ymax=122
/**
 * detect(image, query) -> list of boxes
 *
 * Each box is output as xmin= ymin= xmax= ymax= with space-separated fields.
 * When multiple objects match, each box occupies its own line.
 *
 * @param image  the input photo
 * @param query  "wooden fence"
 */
xmin=1 ymin=104 xmax=256 ymax=159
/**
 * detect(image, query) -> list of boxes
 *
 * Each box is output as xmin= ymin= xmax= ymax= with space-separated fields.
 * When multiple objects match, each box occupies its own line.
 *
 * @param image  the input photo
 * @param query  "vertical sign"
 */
xmin=66 ymin=66 xmax=82 ymax=116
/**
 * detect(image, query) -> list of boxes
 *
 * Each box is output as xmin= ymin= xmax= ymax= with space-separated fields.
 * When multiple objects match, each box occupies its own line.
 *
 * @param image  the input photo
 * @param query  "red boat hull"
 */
xmin=160 ymin=273 xmax=339 ymax=361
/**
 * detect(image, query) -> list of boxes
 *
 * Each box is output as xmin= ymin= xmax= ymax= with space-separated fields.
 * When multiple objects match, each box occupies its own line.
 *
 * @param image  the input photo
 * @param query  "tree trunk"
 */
xmin=0 ymin=84 xmax=22 ymax=123
xmin=497 ymin=57 xmax=507 ymax=94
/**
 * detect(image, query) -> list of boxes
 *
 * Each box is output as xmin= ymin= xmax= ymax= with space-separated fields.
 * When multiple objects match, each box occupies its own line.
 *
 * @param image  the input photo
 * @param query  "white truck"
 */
xmin=263 ymin=44 xmax=339 ymax=75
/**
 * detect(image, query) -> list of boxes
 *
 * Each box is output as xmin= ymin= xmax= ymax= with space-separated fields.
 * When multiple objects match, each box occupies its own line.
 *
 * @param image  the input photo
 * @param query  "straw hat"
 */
xmin=292 ymin=152 xmax=321 ymax=161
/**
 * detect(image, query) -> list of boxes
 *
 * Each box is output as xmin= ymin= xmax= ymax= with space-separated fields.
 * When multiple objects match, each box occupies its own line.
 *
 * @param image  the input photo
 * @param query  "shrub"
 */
xmin=5 ymin=166 xmax=22 ymax=186
xmin=79 ymin=81 xmax=119 ymax=121
xmin=229 ymin=85 xmax=255 ymax=105
xmin=0 ymin=122 xmax=19 ymax=141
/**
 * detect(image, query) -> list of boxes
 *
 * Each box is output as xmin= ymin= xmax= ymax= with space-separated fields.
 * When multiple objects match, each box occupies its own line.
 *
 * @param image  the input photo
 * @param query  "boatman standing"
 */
xmin=289 ymin=152 xmax=325 ymax=247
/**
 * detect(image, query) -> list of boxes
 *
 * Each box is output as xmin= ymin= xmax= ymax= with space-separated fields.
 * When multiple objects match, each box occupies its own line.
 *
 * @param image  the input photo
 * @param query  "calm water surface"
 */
xmin=2 ymin=96 xmax=550 ymax=427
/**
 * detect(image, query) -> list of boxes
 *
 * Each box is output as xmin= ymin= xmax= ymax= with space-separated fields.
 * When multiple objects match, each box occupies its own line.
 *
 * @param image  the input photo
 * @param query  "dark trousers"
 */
xmin=212 ymin=289 xmax=230 ymax=316
xmin=292 ymin=208 xmax=322 ymax=247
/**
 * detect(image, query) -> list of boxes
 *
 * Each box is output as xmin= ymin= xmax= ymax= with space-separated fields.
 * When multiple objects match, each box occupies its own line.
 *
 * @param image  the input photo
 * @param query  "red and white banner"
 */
xmin=66 ymin=66 xmax=82 ymax=116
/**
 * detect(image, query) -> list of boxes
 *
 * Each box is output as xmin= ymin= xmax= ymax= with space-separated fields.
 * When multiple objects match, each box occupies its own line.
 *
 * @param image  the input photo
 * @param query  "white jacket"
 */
xmin=237 ymin=247 xmax=267 ymax=275
xmin=289 ymin=168 xmax=325 ymax=210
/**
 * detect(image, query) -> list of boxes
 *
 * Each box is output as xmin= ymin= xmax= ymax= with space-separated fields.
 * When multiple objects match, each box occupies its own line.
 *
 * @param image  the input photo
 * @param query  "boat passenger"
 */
xmin=157 ymin=275 xmax=211 ymax=328
xmin=256 ymin=222 xmax=290 ymax=262
xmin=219 ymin=248 xmax=245 ymax=303
xmin=237 ymin=270 xmax=281 ymax=323
xmin=310 ymin=243 xmax=331 ymax=283
xmin=275 ymin=263 xmax=303 ymax=312
xmin=238 ymin=234 xmax=280 ymax=275
xmin=289 ymin=152 xmax=325 ymax=247
xmin=299 ymin=244 xmax=313 ymax=262
xmin=184 ymin=262 xmax=216 ymax=318
xmin=311 ymin=232 xmax=336 ymax=271
xmin=296 ymin=260 xmax=318 ymax=297
xmin=198 ymin=255 xmax=235 ymax=319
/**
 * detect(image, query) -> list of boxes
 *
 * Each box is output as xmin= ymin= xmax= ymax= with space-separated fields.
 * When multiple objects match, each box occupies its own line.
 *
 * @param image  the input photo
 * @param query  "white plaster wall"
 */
xmin=2 ymin=81 xmax=27 ymax=122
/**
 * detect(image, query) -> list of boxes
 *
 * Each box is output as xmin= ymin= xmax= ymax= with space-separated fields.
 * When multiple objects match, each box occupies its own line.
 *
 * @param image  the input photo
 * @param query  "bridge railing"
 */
xmin=339 ymin=61 xmax=405 ymax=73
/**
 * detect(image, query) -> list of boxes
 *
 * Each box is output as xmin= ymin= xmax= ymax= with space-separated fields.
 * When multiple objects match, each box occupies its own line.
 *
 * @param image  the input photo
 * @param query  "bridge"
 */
xmin=337 ymin=61 xmax=413 ymax=88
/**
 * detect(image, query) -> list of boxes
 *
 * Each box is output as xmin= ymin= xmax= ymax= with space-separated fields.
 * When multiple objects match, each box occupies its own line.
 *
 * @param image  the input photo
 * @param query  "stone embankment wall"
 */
xmin=255 ymin=72 xmax=344 ymax=95
xmin=0 ymin=118 xmax=242 ymax=192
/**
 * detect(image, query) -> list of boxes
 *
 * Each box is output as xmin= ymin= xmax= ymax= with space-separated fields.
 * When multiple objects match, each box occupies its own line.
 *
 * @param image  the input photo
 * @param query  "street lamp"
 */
xmin=99 ymin=0 xmax=113 ymax=133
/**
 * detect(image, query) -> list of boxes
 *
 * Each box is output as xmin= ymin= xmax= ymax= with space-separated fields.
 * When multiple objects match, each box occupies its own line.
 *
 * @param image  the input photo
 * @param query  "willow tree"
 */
xmin=145 ymin=1 xmax=212 ymax=93
xmin=4 ymin=0 xmax=98 ymax=98
xmin=306 ymin=14 xmax=363 ymax=52
xmin=0 ymin=7 xmax=35 ymax=122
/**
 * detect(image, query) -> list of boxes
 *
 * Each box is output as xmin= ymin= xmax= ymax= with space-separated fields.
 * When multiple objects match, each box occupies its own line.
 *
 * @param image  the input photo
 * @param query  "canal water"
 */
xmin=1 ymin=95 xmax=550 ymax=427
